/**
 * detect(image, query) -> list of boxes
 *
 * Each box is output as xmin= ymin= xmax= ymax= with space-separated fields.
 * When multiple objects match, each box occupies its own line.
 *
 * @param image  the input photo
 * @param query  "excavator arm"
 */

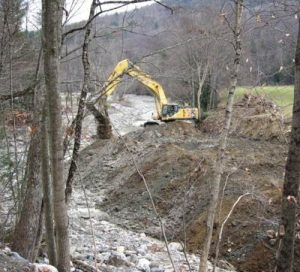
xmin=102 ymin=59 xmax=198 ymax=121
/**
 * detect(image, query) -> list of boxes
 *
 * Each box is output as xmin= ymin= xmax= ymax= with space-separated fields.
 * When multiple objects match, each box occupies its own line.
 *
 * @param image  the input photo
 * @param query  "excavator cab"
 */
xmin=161 ymin=104 xmax=180 ymax=117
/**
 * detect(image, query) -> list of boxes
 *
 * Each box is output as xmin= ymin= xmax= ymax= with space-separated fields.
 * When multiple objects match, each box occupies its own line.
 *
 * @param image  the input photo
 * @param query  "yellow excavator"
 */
xmin=100 ymin=59 xmax=199 ymax=122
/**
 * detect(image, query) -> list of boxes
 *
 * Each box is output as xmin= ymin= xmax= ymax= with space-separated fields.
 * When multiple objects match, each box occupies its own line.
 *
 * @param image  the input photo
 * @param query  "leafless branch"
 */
xmin=213 ymin=193 xmax=251 ymax=272
xmin=62 ymin=0 xmax=171 ymax=41
xmin=0 ymin=82 xmax=38 ymax=102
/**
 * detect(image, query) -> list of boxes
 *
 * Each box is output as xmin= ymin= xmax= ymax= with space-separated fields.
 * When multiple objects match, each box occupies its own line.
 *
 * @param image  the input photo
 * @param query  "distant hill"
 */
xmin=61 ymin=0 xmax=296 ymax=104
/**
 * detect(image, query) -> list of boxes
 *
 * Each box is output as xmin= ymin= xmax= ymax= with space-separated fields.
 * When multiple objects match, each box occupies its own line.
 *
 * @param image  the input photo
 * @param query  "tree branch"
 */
xmin=0 ymin=81 xmax=39 ymax=102
xmin=62 ymin=0 xmax=170 ymax=40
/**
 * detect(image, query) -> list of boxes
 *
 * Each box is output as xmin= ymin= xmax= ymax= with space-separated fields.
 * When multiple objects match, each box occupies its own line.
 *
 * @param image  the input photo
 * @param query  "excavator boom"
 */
xmin=103 ymin=59 xmax=198 ymax=121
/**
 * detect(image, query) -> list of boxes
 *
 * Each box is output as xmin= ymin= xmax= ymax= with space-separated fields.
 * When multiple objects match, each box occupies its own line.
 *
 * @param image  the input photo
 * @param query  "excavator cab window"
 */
xmin=162 ymin=104 xmax=179 ymax=117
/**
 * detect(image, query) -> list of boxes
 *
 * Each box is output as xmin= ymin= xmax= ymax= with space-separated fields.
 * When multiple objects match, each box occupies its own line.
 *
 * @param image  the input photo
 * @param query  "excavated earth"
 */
xmin=72 ymin=95 xmax=300 ymax=272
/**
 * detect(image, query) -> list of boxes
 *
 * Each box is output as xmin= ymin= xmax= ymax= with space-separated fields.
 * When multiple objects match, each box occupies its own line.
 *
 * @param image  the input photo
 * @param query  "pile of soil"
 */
xmin=202 ymin=94 xmax=289 ymax=143
xmin=74 ymin=98 xmax=299 ymax=272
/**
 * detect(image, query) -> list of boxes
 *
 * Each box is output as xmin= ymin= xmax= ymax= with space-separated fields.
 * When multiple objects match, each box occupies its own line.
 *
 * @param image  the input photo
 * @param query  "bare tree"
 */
xmin=65 ymin=0 xmax=98 ymax=202
xmin=64 ymin=0 xmax=169 ymax=201
xmin=199 ymin=1 xmax=243 ymax=271
xmin=10 ymin=3 xmax=43 ymax=258
xmin=42 ymin=0 xmax=70 ymax=271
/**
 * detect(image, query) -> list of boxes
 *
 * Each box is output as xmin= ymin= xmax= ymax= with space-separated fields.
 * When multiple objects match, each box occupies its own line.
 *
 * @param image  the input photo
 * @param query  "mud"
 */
xmin=72 ymin=95 xmax=299 ymax=272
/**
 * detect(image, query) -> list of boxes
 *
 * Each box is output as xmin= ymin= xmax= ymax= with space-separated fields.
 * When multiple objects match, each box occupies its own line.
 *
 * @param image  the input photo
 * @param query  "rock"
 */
xmin=85 ymin=254 xmax=94 ymax=261
xmin=105 ymin=252 xmax=132 ymax=267
xmin=0 ymin=249 xmax=30 ymax=272
xmin=140 ymin=233 xmax=146 ymax=238
xmin=124 ymin=250 xmax=137 ymax=256
xmin=128 ymin=254 xmax=139 ymax=264
xmin=3 ymin=246 xmax=11 ymax=253
xmin=32 ymin=263 xmax=59 ymax=272
xmin=150 ymin=268 xmax=165 ymax=272
xmin=116 ymin=246 xmax=125 ymax=254
xmin=72 ymin=253 xmax=84 ymax=260
xmin=98 ymin=252 xmax=111 ymax=262
xmin=78 ymin=208 xmax=109 ymax=220
xmin=137 ymin=244 xmax=147 ymax=256
xmin=8 ymin=251 xmax=28 ymax=262
xmin=150 ymin=262 xmax=165 ymax=272
xmin=168 ymin=242 xmax=182 ymax=252
xmin=137 ymin=258 xmax=150 ymax=272
xmin=97 ymin=245 xmax=110 ymax=253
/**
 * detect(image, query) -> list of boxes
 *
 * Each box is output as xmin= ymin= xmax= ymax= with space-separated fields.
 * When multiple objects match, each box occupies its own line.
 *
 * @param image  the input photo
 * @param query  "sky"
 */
xmin=25 ymin=0 xmax=154 ymax=31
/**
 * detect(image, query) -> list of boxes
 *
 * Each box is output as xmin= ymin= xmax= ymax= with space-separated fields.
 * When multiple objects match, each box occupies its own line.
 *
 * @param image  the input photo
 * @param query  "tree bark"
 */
xmin=276 ymin=16 xmax=300 ymax=272
xmin=32 ymin=201 xmax=44 ymax=262
xmin=11 ymin=90 xmax=43 ymax=261
xmin=42 ymin=1 xmax=70 ymax=271
xmin=41 ymin=104 xmax=57 ymax=266
xmin=199 ymin=1 xmax=243 ymax=271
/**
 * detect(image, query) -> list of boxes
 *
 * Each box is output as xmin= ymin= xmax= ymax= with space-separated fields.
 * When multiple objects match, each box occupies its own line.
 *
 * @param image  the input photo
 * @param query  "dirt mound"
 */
xmin=74 ymin=120 xmax=299 ymax=272
xmin=202 ymin=94 xmax=289 ymax=142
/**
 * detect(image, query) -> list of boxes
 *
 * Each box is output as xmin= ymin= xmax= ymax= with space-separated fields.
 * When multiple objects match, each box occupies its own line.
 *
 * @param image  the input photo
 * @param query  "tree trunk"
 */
xmin=199 ymin=1 xmax=243 ymax=271
xmin=42 ymin=1 xmax=70 ymax=271
xmin=66 ymin=0 xmax=104 ymax=202
xmin=209 ymin=72 xmax=218 ymax=110
xmin=32 ymin=201 xmax=44 ymax=262
xmin=197 ymin=63 xmax=209 ymax=120
xmin=87 ymin=102 xmax=112 ymax=139
xmin=11 ymin=91 xmax=43 ymax=261
xmin=276 ymin=16 xmax=300 ymax=272
xmin=41 ymin=104 xmax=57 ymax=266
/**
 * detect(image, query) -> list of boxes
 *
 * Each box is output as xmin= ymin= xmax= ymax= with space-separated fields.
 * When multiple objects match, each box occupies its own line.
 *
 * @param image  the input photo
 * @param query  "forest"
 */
xmin=0 ymin=0 xmax=299 ymax=272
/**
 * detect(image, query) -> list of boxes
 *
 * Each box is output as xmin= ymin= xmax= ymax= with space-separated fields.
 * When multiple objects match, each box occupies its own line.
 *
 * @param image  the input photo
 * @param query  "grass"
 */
xmin=234 ymin=85 xmax=294 ymax=117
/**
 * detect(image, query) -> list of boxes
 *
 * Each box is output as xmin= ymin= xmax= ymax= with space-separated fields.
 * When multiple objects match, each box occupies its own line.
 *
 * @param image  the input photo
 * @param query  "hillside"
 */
xmin=61 ymin=0 xmax=296 ymax=106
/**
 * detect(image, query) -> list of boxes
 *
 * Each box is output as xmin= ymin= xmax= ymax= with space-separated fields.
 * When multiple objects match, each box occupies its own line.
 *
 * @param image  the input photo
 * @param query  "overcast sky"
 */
xmin=25 ymin=0 xmax=154 ymax=31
